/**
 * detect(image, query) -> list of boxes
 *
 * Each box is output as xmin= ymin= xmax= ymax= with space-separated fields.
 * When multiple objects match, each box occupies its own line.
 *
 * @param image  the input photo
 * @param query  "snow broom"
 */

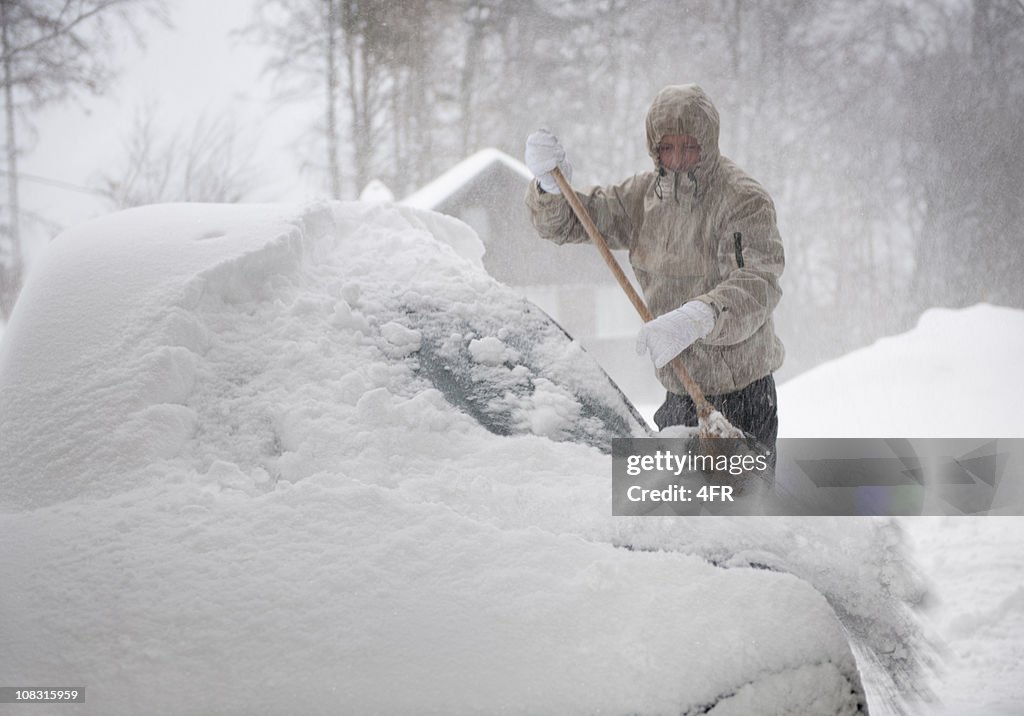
xmin=550 ymin=167 xmax=749 ymax=446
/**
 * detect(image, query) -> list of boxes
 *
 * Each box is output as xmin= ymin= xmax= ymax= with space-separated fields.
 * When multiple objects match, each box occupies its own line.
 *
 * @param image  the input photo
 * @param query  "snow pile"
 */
xmin=778 ymin=304 xmax=1024 ymax=438
xmin=0 ymin=201 xmax=920 ymax=714
xmin=0 ymin=202 xmax=495 ymax=506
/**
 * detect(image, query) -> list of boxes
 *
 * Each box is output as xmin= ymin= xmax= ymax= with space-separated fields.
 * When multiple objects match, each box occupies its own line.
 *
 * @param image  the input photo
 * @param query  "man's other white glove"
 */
xmin=525 ymin=129 xmax=573 ymax=194
xmin=636 ymin=300 xmax=716 ymax=369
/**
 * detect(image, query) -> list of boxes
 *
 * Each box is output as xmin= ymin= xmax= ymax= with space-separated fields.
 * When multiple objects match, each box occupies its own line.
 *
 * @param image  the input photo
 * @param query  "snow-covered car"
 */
xmin=0 ymin=202 xmax=922 ymax=714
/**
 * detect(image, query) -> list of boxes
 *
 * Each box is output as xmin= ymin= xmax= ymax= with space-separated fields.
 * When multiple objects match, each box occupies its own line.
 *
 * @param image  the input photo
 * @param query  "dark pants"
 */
xmin=653 ymin=374 xmax=779 ymax=463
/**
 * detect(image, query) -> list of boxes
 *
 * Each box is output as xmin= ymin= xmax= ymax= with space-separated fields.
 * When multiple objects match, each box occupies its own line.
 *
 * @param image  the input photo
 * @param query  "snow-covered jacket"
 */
xmin=525 ymin=84 xmax=785 ymax=396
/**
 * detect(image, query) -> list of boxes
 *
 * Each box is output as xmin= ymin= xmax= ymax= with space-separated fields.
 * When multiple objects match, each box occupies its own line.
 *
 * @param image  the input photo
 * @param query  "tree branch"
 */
xmin=1 ymin=0 xmax=139 ymax=62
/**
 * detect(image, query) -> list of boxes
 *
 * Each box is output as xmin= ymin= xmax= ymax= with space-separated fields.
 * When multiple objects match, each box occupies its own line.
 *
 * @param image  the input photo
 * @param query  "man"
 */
xmin=523 ymin=84 xmax=784 ymax=455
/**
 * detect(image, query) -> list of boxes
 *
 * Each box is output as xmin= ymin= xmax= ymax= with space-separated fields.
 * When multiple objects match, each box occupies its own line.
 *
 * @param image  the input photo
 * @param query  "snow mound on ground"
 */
xmin=0 ymin=201 xmax=918 ymax=714
xmin=778 ymin=304 xmax=1024 ymax=438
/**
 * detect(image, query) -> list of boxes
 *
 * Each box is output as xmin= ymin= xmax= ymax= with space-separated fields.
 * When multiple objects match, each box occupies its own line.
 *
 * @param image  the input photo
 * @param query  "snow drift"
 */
xmin=0 ymin=201 xmax=925 ymax=714
xmin=778 ymin=304 xmax=1024 ymax=438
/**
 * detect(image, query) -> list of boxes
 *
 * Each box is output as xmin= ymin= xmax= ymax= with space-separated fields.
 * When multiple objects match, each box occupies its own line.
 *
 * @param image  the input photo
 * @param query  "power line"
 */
xmin=0 ymin=169 xmax=107 ymax=197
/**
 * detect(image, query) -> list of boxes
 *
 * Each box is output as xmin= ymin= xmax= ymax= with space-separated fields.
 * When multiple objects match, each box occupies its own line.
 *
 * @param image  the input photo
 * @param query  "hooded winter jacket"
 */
xmin=526 ymin=84 xmax=785 ymax=396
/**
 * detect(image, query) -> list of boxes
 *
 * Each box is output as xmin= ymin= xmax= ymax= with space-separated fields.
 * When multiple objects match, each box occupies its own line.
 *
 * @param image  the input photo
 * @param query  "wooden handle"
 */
xmin=550 ymin=167 xmax=714 ymax=418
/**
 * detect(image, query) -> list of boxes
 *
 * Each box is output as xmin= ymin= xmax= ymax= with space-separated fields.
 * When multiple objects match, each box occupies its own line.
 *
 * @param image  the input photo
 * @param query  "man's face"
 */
xmin=657 ymin=134 xmax=702 ymax=173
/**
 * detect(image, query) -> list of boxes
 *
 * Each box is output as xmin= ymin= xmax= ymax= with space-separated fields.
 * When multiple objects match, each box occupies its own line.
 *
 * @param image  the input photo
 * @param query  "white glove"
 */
xmin=636 ymin=300 xmax=716 ymax=369
xmin=525 ymin=129 xmax=573 ymax=194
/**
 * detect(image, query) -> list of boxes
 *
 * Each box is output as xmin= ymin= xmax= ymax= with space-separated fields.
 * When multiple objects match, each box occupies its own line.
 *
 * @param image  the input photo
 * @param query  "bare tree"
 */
xmin=97 ymin=105 xmax=260 ymax=208
xmin=324 ymin=0 xmax=341 ymax=198
xmin=249 ymin=0 xmax=484 ymax=198
xmin=897 ymin=0 xmax=1024 ymax=310
xmin=245 ymin=0 xmax=347 ymax=196
xmin=0 ymin=0 xmax=165 ymax=319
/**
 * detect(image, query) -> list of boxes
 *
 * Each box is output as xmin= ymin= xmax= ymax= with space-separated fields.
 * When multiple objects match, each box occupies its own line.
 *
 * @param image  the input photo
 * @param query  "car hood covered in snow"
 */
xmin=0 ymin=201 xmax=925 ymax=714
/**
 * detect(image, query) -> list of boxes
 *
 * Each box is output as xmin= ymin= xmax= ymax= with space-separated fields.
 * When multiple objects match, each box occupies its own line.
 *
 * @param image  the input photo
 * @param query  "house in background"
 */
xmin=395 ymin=148 xmax=663 ymax=409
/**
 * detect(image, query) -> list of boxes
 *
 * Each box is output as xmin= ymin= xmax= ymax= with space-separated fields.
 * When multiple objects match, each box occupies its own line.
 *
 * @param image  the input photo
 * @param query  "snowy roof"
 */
xmin=401 ymin=148 xmax=533 ymax=211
